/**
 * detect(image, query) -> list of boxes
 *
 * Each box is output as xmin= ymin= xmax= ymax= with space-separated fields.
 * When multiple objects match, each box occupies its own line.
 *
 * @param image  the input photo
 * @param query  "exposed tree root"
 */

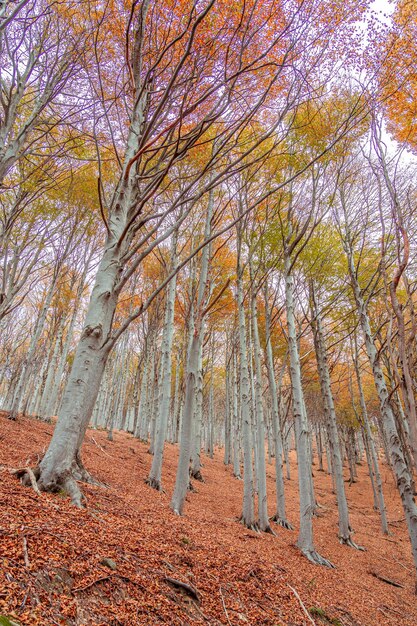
xmin=164 ymin=577 xmax=200 ymax=603
xmin=339 ymin=536 xmax=365 ymax=550
xmin=15 ymin=465 xmax=84 ymax=507
xmin=369 ymin=570 xmax=404 ymax=588
xmin=270 ymin=514 xmax=294 ymax=530
xmin=239 ymin=516 xmax=260 ymax=532
xmin=300 ymin=548 xmax=335 ymax=568
xmin=260 ymin=524 xmax=276 ymax=536
xmin=62 ymin=476 xmax=84 ymax=508
xmin=71 ymin=453 xmax=107 ymax=488
xmin=145 ymin=477 xmax=166 ymax=493
xmin=14 ymin=452 xmax=105 ymax=507
xmin=190 ymin=469 xmax=204 ymax=482
xmin=233 ymin=473 xmax=242 ymax=480
xmin=14 ymin=467 xmax=41 ymax=495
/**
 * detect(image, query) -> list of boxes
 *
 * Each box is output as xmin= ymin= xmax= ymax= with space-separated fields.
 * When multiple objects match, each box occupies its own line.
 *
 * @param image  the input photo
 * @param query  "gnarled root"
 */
xmin=238 ymin=516 xmax=260 ymax=533
xmin=15 ymin=466 xmax=41 ymax=494
xmin=15 ymin=465 xmax=84 ymax=508
xmin=61 ymin=476 xmax=84 ymax=508
xmin=14 ymin=452 xmax=104 ymax=507
xmin=145 ymin=477 xmax=166 ymax=493
xmin=72 ymin=452 xmax=106 ymax=487
xmin=190 ymin=469 xmax=204 ymax=482
xmin=300 ymin=548 xmax=335 ymax=568
xmin=270 ymin=514 xmax=294 ymax=530
xmin=339 ymin=536 xmax=365 ymax=550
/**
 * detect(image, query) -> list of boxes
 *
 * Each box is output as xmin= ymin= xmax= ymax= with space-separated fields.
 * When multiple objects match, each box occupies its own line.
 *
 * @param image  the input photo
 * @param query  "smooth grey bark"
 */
xmin=285 ymin=254 xmax=332 ymax=566
xmin=171 ymin=187 xmax=214 ymax=514
xmin=237 ymin=258 xmax=256 ymax=530
xmin=35 ymin=226 xmax=129 ymax=503
xmin=28 ymin=356 xmax=48 ymax=416
xmin=207 ymin=334 xmax=215 ymax=458
xmin=344 ymin=231 xmax=417 ymax=580
xmin=171 ymin=352 xmax=181 ymax=443
xmin=283 ymin=421 xmax=291 ymax=480
xmin=264 ymin=282 xmax=291 ymax=529
xmin=250 ymin=273 xmax=272 ymax=533
xmin=9 ymin=273 xmax=58 ymax=419
xmin=38 ymin=313 xmax=67 ymax=419
xmin=190 ymin=339 xmax=204 ymax=480
xmin=352 ymin=332 xmax=389 ymax=534
xmin=310 ymin=281 xmax=361 ymax=548
xmin=232 ymin=349 xmax=242 ymax=479
xmin=171 ymin=332 xmax=199 ymax=514
xmin=148 ymin=349 xmax=160 ymax=453
xmin=44 ymin=250 xmax=93 ymax=420
xmin=148 ymin=230 xmax=178 ymax=490
xmin=315 ymin=424 xmax=324 ymax=472
xmin=224 ymin=345 xmax=232 ymax=465
xmin=373 ymin=124 xmax=417 ymax=470
xmin=135 ymin=352 xmax=150 ymax=440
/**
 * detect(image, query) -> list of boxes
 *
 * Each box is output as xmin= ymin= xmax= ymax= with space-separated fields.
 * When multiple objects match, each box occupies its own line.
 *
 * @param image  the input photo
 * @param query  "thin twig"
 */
xmin=369 ymin=570 xmax=404 ymax=588
xmin=72 ymin=575 xmax=111 ymax=593
xmin=22 ymin=536 xmax=30 ymax=567
xmin=89 ymin=436 xmax=114 ymax=458
xmin=219 ymin=586 xmax=232 ymax=626
xmin=287 ymin=584 xmax=316 ymax=625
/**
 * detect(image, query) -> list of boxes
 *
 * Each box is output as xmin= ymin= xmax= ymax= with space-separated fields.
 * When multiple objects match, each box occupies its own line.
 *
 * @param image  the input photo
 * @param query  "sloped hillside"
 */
xmin=0 ymin=413 xmax=415 ymax=626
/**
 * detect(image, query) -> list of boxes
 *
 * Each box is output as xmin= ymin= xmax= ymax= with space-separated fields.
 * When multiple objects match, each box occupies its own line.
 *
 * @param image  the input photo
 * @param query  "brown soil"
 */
xmin=0 ymin=412 xmax=416 ymax=625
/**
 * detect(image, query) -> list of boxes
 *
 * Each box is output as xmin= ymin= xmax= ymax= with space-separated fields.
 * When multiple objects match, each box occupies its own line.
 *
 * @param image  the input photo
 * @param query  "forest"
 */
xmin=1 ymin=0 xmax=417 ymax=624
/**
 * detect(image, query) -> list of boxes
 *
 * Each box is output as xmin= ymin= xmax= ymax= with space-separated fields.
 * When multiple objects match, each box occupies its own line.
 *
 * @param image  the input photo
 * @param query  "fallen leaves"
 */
xmin=0 ymin=413 xmax=416 ymax=625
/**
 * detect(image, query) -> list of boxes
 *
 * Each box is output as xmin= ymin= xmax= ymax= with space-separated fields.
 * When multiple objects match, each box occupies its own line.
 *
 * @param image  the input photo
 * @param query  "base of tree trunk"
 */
xmin=239 ymin=516 xmax=260 ymax=532
xmin=299 ymin=547 xmax=335 ymax=568
xmin=270 ymin=514 xmax=294 ymax=530
xmin=72 ymin=453 xmax=106 ymax=487
xmin=233 ymin=472 xmax=242 ymax=480
xmin=190 ymin=469 xmax=204 ymax=482
xmin=145 ymin=477 xmax=166 ymax=493
xmin=15 ymin=453 xmax=105 ymax=508
xmin=339 ymin=535 xmax=364 ymax=550
xmin=260 ymin=523 xmax=276 ymax=535
xmin=16 ymin=465 xmax=84 ymax=508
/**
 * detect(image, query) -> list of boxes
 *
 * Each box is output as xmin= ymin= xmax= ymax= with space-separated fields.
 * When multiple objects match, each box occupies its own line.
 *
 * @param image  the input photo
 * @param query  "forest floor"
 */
xmin=0 ymin=413 xmax=416 ymax=626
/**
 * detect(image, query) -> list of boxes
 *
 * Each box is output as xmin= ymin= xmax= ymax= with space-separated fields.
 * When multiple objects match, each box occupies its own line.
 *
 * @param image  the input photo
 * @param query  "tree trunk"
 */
xmin=35 ymin=236 xmax=123 ymax=504
xmin=237 ymin=263 xmax=257 ymax=530
xmin=250 ymin=274 xmax=272 ymax=533
xmin=310 ymin=281 xmax=360 ymax=548
xmin=148 ymin=231 xmax=178 ymax=490
xmin=345 ymin=235 xmax=417 ymax=578
xmin=171 ymin=333 xmax=199 ymax=515
xmin=264 ymin=282 xmax=291 ymax=528
xmin=352 ymin=332 xmax=389 ymax=534
xmin=285 ymin=255 xmax=332 ymax=566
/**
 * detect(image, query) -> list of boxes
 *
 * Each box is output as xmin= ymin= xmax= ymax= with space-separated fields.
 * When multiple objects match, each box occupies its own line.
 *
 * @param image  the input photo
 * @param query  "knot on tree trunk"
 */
xmin=84 ymin=324 xmax=103 ymax=339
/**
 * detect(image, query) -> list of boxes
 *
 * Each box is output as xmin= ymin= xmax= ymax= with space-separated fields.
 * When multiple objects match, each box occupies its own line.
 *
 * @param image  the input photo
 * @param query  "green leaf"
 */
xmin=0 ymin=617 xmax=21 ymax=626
